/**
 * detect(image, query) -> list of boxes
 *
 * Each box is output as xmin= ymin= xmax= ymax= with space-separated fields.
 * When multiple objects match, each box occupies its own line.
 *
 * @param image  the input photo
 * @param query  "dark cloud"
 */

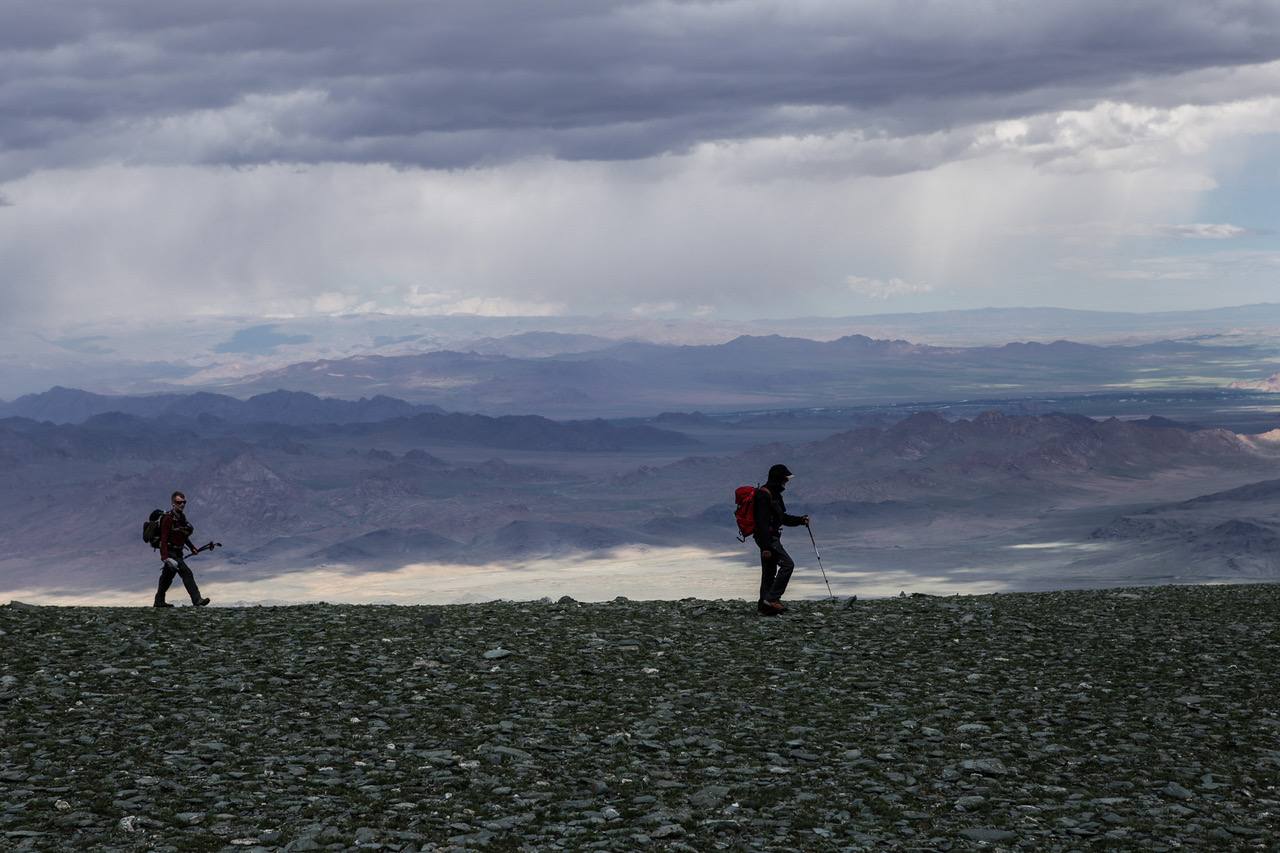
xmin=3 ymin=0 xmax=1279 ymax=177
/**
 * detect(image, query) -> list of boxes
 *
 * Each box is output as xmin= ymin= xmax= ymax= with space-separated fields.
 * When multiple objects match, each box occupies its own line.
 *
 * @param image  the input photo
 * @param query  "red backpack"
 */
xmin=733 ymin=486 xmax=770 ymax=542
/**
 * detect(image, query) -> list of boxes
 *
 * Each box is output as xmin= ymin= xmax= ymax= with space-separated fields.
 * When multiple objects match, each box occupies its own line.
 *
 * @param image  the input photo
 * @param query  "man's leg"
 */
xmin=154 ymin=564 xmax=178 ymax=606
xmin=759 ymin=549 xmax=778 ymax=603
xmin=764 ymin=541 xmax=795 ymax=603
xmin=174 ymin=558 xmax=206 ymax=605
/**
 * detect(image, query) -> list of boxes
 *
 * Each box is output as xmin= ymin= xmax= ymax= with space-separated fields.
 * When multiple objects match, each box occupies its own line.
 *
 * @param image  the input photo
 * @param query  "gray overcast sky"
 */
xmin=2 ymin=0 xmax=1280 ymax=330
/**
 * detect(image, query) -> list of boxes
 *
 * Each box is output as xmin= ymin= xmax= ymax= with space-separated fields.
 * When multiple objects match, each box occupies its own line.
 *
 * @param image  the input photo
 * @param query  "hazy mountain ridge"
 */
xmin=334 ymin=412 xmax=699 ymax=452
xmin=7 ymin=325 xmax=1280 ymax=424
xmin=0 ymin=387 xmax=446 ymax=426
xmin=460 ymin=331 xmax=624 ymax=357
xmin=9 ymin=304 xmax=1280 ymax=403
xmin=0 ymin=407 xmax=694 ymax=458
xmin=223 ymin=333 xmax=1268 ymax=416
xmin=10 ymin=330 xmax=1264 ymax=419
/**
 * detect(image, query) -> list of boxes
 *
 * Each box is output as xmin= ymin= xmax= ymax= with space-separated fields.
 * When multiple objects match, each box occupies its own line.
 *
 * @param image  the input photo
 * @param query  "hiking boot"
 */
xmin=194 ymin=598 xmax=210 ymax=606
xmin=760 ymin=600 xmax=786 ymax=614
xmin=756 ymin=604 xmax=780 ymax=616
xmin=153 ymin=602 xmax=173 ymax=608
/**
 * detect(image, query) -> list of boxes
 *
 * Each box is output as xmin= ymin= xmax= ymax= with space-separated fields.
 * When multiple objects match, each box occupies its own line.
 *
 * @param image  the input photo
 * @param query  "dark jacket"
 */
xmin=752 ymin=480 xmax=804 ymax=549
xmin=159 ymin=510 xmax=195 ymax=562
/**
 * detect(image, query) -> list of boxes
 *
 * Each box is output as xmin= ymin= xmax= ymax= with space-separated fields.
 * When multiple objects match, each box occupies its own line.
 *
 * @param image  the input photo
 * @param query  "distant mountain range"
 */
xmin=7 ymin=304 xmax=1280 ymax=407
xmin=230 ymin=334 xmax=1277 ymax=417
xmin=791 ymin=303 xmax=1280 ymax=344
xmin=0 ymin=406 xmax=696 ymax=460
xmin=7 ymin=331 xmax=1275 ymax=420
xmin=0 ymin=387 xmax=445 ymax=425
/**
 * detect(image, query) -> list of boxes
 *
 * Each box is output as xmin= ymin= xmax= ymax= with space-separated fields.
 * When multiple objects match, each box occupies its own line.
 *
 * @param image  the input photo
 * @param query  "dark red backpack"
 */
xmin=734 ymin=486 xmax=770 ymax=542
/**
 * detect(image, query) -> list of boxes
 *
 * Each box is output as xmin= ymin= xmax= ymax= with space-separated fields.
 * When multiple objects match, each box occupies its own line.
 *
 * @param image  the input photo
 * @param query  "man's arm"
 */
xmin=158 ymin=513 xmax=171 ymax=562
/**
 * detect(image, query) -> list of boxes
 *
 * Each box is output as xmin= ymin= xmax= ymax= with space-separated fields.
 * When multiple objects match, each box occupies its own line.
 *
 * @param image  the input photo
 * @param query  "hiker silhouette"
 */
xmin=753 ymin=464 xmax=809 ymax=616
xmin=154 ymin=491 xmax=210 ymax=607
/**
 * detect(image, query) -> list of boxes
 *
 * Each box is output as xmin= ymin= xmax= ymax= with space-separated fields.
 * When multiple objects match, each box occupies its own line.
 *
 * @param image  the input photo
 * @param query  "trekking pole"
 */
xmin=805 ymin=521 xmax=836 ymax=601
xmin=189 ymin=541 xmax=222 ymax=556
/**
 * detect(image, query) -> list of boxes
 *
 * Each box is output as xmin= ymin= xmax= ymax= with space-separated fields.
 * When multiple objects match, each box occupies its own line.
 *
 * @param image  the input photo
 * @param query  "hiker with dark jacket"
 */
xmin=155 ymin=491 xmax=210 ymax=607
xmin=753 ymin=464 xmax=808 ymax=616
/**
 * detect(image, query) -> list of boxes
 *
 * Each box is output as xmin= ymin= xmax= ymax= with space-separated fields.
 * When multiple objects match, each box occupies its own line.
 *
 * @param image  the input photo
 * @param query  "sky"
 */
xmin=2 ymin=0 xmax=1280 ymax=332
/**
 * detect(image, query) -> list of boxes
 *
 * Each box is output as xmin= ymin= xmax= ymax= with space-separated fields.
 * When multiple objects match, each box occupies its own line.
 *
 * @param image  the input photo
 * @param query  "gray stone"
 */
xmin=688 ymin=785 xmax=731 ymax=807
xmin=959 ymin=828 xmax=1017 ymax=841
xmin=959 ymin=758 xmax=1010 ymax=776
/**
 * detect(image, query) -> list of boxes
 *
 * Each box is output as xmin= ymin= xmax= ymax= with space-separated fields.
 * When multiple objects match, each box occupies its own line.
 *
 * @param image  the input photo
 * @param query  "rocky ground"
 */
xmin=3 ymin=584 xmax=1280 ymax=852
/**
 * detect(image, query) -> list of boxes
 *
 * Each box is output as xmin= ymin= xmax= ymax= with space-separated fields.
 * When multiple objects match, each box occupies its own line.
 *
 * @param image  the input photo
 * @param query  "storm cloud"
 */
xmin=2 ymin=0 xmax=1279 ymax=331
xmin=5 ymin=0 xmax=1279 ymax=176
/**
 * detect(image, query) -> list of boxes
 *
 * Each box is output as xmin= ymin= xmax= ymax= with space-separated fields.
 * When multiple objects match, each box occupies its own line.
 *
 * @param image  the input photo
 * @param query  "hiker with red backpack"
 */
xmin=747 ymin=464 xmax=808 ymax=616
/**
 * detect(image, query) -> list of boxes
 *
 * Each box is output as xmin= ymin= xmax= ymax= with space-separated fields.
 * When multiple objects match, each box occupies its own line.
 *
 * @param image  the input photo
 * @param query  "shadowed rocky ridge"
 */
xmin=1091 ymin=478 xmax=1280 ymax=574
xmin=2 ymin=584 xmax=1279 ymax=851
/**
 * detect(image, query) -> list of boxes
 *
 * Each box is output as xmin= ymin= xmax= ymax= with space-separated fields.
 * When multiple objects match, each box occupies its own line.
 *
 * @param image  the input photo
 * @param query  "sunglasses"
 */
xmin=173 ymin=500 xmax=186 ymax=505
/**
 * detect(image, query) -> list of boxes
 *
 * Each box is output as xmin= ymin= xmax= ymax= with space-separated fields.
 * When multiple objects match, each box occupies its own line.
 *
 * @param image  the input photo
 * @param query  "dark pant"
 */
xmin=156 ymin=556 xmax=203 ymax=605
xmin=759 ymin=538 xmax=794 ymax=603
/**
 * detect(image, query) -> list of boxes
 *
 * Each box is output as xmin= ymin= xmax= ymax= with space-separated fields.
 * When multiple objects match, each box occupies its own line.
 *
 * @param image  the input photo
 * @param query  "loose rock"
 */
xmin=2 ymin=585 xmax=1279 ymax=851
